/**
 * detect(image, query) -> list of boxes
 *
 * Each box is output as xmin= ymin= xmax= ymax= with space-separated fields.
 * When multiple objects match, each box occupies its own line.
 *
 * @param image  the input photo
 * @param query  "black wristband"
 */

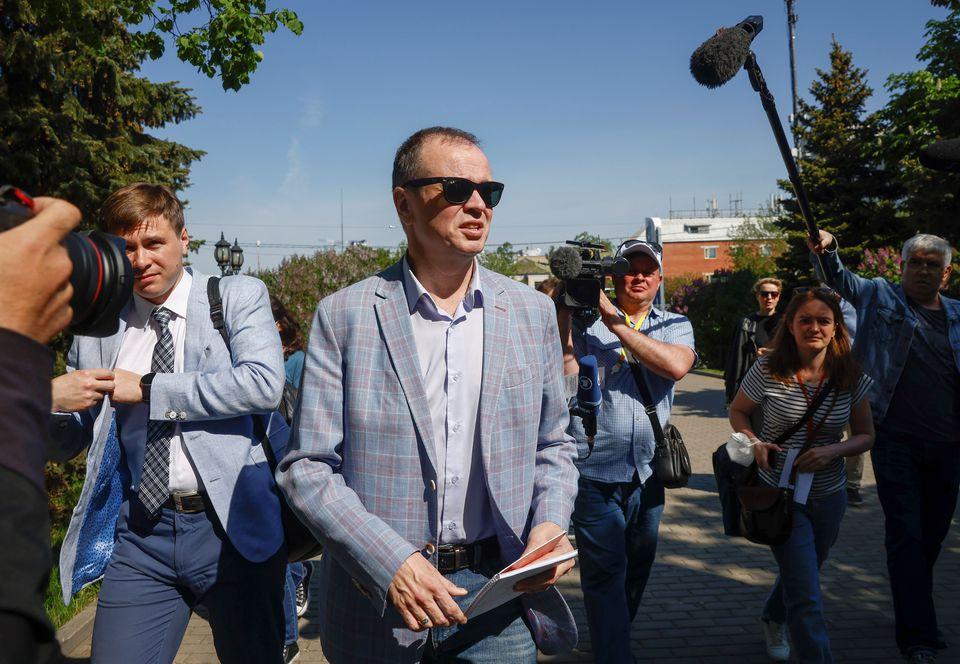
xmin=140 ymin=372 xmax=156 ymax=403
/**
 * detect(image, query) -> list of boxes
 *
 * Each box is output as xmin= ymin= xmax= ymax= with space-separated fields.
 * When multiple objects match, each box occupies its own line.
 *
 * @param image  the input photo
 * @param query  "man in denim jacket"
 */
xmin=810 ymin=230 xmax=960 ymax=663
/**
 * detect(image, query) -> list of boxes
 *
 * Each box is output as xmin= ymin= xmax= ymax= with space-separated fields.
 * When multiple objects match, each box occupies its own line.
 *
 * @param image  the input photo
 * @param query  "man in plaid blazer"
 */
xmin=278 ymin=127 xmax=580 ymax=663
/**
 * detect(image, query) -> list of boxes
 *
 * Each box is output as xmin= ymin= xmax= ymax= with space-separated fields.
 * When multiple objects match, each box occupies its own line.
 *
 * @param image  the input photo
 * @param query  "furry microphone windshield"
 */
xmin=690 ymin=16 xmax=763 ymax=89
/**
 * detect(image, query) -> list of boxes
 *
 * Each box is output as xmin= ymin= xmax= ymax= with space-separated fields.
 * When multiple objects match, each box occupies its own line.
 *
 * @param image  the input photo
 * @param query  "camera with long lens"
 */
xmin=549 ymin=240 xmax=629 ymax=324
xmin=0 ymin=186 xmax=133 ymax=337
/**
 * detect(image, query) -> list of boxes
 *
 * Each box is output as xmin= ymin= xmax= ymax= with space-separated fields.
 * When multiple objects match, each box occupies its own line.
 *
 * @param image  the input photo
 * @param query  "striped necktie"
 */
xmin=138 ymin=306 xmax=174 ymax=516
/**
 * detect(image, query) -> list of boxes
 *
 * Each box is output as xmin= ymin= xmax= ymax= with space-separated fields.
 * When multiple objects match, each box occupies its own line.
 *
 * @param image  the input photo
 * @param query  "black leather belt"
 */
xmin=161 ymin=491 xmax=207 ymax=514
xmin=437 ymin=537 xmax=499 ymax=574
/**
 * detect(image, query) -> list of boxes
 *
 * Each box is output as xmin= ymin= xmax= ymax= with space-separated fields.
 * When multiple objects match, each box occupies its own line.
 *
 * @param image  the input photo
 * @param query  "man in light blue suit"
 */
xmin=49 ymin=183 xmax=288 ymax=664
xmin=278 ymin=127 xmax=580 ymax=663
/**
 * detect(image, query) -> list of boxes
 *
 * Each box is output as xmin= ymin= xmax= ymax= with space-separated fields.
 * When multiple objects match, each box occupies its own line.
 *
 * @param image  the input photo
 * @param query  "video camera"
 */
xmin=0 ymin=186 xmax=134 ymax=337
xmin=549 ymin=240 xmax=629 ymax=324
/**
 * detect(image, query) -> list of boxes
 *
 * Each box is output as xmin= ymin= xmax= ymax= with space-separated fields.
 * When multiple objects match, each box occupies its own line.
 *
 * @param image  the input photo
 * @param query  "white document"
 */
xmin=464 ymin=533 xmax=578 ymax=620
xmin=777 ymin=448 xmax=814 ymax=505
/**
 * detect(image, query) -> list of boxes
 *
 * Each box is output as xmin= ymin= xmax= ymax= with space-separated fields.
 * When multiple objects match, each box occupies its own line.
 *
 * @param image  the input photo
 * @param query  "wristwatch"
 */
xmin=140 ymin=372 xmax=156 ymax=403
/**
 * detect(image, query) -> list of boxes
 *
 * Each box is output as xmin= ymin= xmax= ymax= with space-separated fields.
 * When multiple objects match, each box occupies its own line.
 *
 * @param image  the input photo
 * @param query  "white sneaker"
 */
xmin=762 ymin=620 xmax=790 ymax=661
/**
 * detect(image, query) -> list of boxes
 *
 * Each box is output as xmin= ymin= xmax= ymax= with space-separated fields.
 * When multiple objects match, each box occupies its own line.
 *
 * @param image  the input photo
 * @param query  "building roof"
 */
xmin=634 ymin=216 xmax=779 ymax=244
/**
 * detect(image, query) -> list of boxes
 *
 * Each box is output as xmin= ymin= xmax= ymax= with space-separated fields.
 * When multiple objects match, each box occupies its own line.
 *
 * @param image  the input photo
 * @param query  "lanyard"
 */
xmin=618 ymin=309 xmax=649 ymax=364
xmin=795 ymin=372 xmax=826 ymax=439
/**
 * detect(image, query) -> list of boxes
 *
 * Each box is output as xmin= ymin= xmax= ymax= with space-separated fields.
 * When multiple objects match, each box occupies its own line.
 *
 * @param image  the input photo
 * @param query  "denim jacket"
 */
xmin=816 ymin=248 xmax=960 ymax=424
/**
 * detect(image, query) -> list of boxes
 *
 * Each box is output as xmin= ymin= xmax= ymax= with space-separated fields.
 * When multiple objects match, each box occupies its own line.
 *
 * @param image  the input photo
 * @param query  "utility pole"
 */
xmin=340 ymin=188 xmax=344 ymax=252
xmin=786 ymin=0 xmax=801 ymax=157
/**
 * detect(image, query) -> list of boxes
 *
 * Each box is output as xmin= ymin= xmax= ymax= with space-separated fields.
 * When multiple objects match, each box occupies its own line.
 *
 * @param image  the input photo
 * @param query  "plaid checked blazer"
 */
xmin=277 ymin=261 xmax=580 ymax=662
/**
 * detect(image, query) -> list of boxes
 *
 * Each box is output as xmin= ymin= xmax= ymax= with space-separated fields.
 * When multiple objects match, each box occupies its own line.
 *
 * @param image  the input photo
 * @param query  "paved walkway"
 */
xmin=62 ymin=372 xmax=960 ymax=663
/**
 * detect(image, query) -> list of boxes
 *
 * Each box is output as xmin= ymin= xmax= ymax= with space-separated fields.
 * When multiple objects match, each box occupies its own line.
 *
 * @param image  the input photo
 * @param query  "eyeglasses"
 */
xmin=758 ymin=291 xmax=780 ymax=299
xmin=793 ymin=286 xmax=840 ymax=300
xmin=402 ymin=177 xmax=505 ymax=208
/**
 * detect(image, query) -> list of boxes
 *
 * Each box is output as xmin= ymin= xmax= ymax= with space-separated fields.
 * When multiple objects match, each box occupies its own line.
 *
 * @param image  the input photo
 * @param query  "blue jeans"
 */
xmin=283 ymin=562 xmax=306 ymax=645
xmin=572 ymin=474 xmax=664 ymax=664
xmin=872 ymin=431 xmax=960 ymax=654
xmin=91 ymin=497 xmax=286 ymax=664
xmin=421 ymin=552 xmax=536 ymax=663
xmin=762 ymin=489 xmax=846 ymax=664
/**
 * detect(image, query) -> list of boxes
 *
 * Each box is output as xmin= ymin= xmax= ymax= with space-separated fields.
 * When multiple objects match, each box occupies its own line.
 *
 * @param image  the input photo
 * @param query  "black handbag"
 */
xmin=628 ymin=361 xmax=692 ymax=489
xmin=208 ymin=278 xmax=323 ymax=563
xmin=736 ymin=382 xmax=837 ymax=546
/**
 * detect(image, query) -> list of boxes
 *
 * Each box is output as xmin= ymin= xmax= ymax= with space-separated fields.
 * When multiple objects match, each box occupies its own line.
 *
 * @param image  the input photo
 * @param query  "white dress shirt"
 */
xmin=114 ymin=270 xmax=198 ymax=493
xmin=402 ymin=258 xmax=494 ymax=545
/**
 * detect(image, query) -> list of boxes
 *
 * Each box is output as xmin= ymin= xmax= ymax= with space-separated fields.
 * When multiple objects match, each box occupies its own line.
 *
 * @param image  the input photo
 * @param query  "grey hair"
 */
xmin=391 ymin=126 xmax=481 ymax=188
xmin=901 ymin=234 xmax=953 ymax=268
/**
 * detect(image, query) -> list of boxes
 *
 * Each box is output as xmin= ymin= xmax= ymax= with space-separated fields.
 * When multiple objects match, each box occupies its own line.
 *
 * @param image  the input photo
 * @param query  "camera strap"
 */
xmin=627 ymin=360 xmax=666 ymax=446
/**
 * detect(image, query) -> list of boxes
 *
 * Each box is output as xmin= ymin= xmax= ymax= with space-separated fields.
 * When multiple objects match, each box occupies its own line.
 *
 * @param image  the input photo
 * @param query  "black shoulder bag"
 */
xmin=207 ymin=277 xmax=323 ymax=563
xmin=736 ymin=381 xmax=837 ymax=546
xmin=628 ymin=361 xmax=692 ymax=489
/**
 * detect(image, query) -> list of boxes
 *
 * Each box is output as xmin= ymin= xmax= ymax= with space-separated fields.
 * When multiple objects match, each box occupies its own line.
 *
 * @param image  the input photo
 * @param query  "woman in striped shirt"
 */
xmin=729 ymin=288 xmax=875 ymax=663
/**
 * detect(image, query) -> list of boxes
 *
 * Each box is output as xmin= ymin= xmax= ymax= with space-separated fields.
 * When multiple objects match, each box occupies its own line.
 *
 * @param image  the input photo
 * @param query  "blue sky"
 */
xmin=138 ymin=1 xmax=946 ymax=276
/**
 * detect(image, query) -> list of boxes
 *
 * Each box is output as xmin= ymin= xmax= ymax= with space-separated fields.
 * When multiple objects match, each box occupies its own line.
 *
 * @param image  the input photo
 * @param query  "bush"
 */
xmin=256 ymin=246 xmax=402 ymax=337
xmin=667 ymin=269 xmax=760 ymax=370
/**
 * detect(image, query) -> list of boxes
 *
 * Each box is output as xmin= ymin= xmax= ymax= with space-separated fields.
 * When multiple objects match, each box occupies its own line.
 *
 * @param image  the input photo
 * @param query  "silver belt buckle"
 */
xmin=171 ymin=490 xmax=199 ymax=512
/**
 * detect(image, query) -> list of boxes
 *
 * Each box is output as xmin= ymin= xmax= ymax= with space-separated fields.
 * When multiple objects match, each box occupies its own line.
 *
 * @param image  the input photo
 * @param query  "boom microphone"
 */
xmin=919 ymin=138 xmax=960 ymax=173
xmin=549 ymin=246 xmax=583 ymax=280
xmin=690 ymin=16 xmax=764 ymax=89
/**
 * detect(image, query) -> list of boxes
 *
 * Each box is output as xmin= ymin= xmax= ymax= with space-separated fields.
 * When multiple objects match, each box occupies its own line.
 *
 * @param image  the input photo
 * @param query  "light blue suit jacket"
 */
xmin=277 ymin=261 xmax=580 ymax=662
xmin=50 ymin=269 xmax=288 ymax=602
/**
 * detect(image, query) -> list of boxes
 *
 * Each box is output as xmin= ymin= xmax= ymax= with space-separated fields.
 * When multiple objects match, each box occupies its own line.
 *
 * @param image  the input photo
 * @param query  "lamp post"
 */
xmin=214 ymin=232 xmax=231 ymax=276
xmin=229 ymin=238 xmax=244 ymax=275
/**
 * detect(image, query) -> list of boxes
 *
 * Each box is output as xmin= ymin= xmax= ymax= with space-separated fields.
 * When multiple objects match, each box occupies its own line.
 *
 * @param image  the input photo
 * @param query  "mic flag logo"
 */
xmin=578 ymin=375 xmax=594 ymax=391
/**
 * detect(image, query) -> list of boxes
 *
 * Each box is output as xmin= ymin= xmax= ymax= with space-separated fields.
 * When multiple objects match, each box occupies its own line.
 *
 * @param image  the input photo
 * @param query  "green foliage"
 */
xmin=775 ymin=38 xmax=901 ymax=282
xmin=256 ymin=246 xmax=402 ymax=337
xmin=0 ymin=0 xmax=301 ymax=224
xmin=876 ymin=3 xmax=960 ymax=241
xmin=667 ymin=269 xmax=760 ymax=369
xmin=124 ymin=1 xmax=303 ymax=91
xmin=729 ymin=212 xmax=787 ymax=276
xmin=478 ymin=242 xmax=518 ymax=277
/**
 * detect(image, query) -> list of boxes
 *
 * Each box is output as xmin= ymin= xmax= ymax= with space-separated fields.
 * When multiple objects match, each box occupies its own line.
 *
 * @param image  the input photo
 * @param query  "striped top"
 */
xmin=739 ymin=357 xmax=872 ymax=497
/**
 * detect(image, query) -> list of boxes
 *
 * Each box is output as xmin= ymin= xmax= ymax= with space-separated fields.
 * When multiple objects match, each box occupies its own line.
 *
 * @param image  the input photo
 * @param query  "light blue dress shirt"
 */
xmin=401 ymin=258 xmax=495 ymax=544
xmin=570 ymin=305 xmax=696 ymax=484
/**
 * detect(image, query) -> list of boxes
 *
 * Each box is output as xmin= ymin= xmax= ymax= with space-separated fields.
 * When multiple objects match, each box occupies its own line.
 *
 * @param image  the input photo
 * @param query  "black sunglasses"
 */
xmin=758 ymin=291 xmax=780 ymax=299
xmin=792 ymin=286 xmax=840 ymax=300
xmin=402 ymin=177 xmax=505 ymax=208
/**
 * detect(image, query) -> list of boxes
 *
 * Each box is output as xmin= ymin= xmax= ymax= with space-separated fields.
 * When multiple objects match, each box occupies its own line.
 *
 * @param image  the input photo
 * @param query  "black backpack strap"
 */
xmin=207 ymin=275 xmax=271 ymax=445
xmin=770 ymin=380 xmax=836 ymax=448
xmin=207 ymin=277 xmax=230 ymax=350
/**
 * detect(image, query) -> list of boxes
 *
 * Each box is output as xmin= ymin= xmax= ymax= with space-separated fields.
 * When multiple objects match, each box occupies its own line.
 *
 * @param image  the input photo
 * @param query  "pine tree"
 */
xmin=0 ymin=0 xmax=302 ymax=225
xmin=775 ymin=38 xmax=900 ymax=282
xmin=876 ymin=0 xmax=960 ymax=241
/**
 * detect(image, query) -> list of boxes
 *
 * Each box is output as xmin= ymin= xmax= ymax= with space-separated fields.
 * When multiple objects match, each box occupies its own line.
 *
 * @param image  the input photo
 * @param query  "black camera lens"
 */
xmin=0 ymin=186 xmax=133 ymax=338
xmin=64 ymin=231 xmax=134 ymax=337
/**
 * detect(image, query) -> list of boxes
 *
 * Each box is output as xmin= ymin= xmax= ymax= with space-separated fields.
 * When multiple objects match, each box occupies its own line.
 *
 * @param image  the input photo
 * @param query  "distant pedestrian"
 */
xmin=724 ymin=277 xmax=783 ymax=405
xmin=729 ymin=288 xmax=874 ymax=663
xmin=270 ymin=295 xmax=312 ymax=664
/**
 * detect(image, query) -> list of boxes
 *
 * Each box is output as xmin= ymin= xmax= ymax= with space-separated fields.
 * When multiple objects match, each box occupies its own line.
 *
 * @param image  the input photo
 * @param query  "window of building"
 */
xmin=703 ymin=246 xmax=718 ymax=259
xmin=684 ymin=224 xmax=711 ymax=234
xmin=759 ymin=244 xmax=772 ymax=257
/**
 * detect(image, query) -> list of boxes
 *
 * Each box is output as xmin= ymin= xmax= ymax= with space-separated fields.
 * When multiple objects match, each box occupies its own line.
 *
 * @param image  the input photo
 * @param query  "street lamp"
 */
xmin=229 ymin=238 xmax=244 ymax=275
xmin=214 ymin=232 xmax=231 ymax=276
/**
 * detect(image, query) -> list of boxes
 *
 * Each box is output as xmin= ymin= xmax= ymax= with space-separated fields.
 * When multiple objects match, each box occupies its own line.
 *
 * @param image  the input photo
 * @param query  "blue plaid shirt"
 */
xmin=569 ymin=306 xmax=696 ymax=483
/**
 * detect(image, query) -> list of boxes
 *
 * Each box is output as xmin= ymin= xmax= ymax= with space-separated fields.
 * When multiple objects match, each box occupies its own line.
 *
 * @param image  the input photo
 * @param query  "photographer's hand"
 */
xmin=597 ymin=291 xmax=623 ymax=330
xmin=52 ymin=369 xmax=115 ymax=412
xmin=0 ymin=197 xmax=81 ymax=343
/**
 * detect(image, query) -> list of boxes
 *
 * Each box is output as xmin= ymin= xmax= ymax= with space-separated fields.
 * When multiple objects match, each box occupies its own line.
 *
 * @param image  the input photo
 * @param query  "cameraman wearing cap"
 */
xmin=0 ymin=196 xmax=81 ymax=663
xmin=557 ymin=239 xmax=696 ymax=664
